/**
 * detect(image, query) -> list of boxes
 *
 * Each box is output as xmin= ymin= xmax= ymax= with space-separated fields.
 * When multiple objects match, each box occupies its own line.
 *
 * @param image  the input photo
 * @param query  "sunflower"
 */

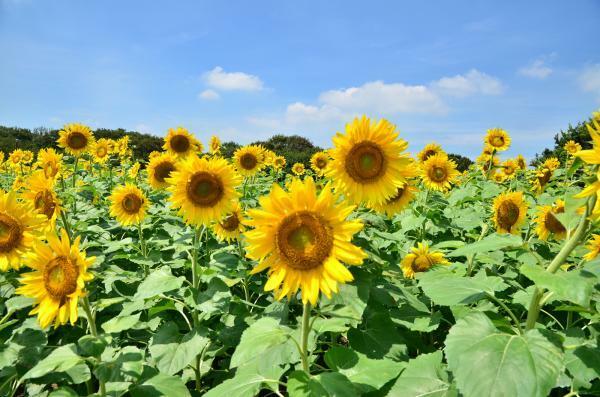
xmin=147 ymin=153 xmax=178 ymax=189
xmin=534 ymin=199 xmax=567 ymax=241
xmin=129 ymin=162 xmax=141 ymax=178
xmin=263 ymin=150 xmax=276 ymax=166
xmin=92 ymin=139 xmax=111 ymax=164
xmin=292 ymin=163 xmax=305 ymax=176
xmin=492 ymin=191 xmax=528 ymax=234
xmin=167 ymin=156 xmax=240 ymax=226
xmin=234 ymin=145 xmax=265 ymax=177
xmin=0 ymin=151 xmax=4 ymax=165
xmin=57 ymin=123 xmax=94 ymax=156
xmin=22 ymin=171 xmax=61 ymax=230
xmin=116 ymin=136 xmax=130 ymax=158
xmin=502 ymin=159 xmax=518 ymax=179
xmin=163 ymin=127 xmax=201 ymax=158
xmin=309 ymin=152 xmax=329 ymax=175
xmin=367 ymin=180 xmax=418 ymax=216
xmin=543 ymin=157 xmax=561 ymax=171
xmin=328 ymin=116 xmax=412 ymax=205
xmin=482 ymin=145 xmax=495 ymax=157
xmin=484 ymin=128 xmax=511 ymax=152
xmin=148 ymin=151 xmax=161 ymax=161
xmin=516 ymin=154 xmax=527 ymax=170
xmin=532 ymin=167 xmax=553 ymax=194
xmin=8 ymin=149 xmax=23 ymax=169
xmin=418 ymin=143 xmax=445 ymax=163
xmin=12 ymin=176 xmax=26 ymax=191
xmin=421 ymin=153 xmax=460 ymax=192
xmin=492 ymin=170 xmax=507 ymax=183
xmin=109 ymin=184 xmax=149 ymax=226
xmin=212 ymin=203 xmax=246 ymax=242
xmin=107 ymin=139 xmax=117 ymax=154
xmin=564 ymin=140 xmax=582 ymax=155
xmin=16 ymin=229 xmax=94 ymax=329
xmin=272 ymin=156 xmax=286 ymax=170
xmin=583 ymin=234 xmax=600 ymax=261
xmin=401 ymin=242 xmax=448 ymax=279
xmin=209 ymin=135 xmax=221 ymax=155
xmin=244 ymin=177 xmax=366 ymax=305
xmin=36 ymin=148 xmax=63 ymax=179
xmin=0 ymin=191 xmax=44 ymax=271
xmin=21 ymin=150 xmax=34 ymax=165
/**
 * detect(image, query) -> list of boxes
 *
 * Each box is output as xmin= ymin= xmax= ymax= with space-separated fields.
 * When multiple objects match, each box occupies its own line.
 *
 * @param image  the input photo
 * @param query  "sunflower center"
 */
xmin=387 ymin=186 xmax=406 ymax=203
xmin=220 ymin=213 xmax=240 ymax=231
xmin=504 ymin=165 xmax=515 ymax=175
xmin=345 ymin=141 xmax=386 ymax=183
xmin=240 ymin=153 xmax=258 ymax=170
xmin=67 ymin=132 xmax=88 ymax=150
xmin=491 ymin=136 xmax=504 ymax=147
xmin=43 ymin=162 xmax=59 ymax=179
xmin=422 ymin=150 xmax=437 ymax=161
xmin=43 ymin=256 xmax=79 ymax=301
xmin=545 ymin=208 xmax=566 ymax=234
xmin=155 ymin=161 xmax=175 ymax=183
xmin=276 ymin=211 xmax=333 ymax=270
xmin=412 ymin=255 xmax=432 ymax=272
xmin=538 ymin=169 xmax=552 ymax=186
xmin=0 ymin=213 xmax=23 ymax=253
xmin=121 ymin=193 xmax=143 ymax=214
xmin=429 ymin=166 xmax=447 ymax=182
xmin=171 ymin=135 xmax=191 ymax=153
xmin=35 ymin=190 xmax=57 ymax=219
xmin=497 ymin=201 xmax=520 ymax=231
xmin=316 ymin=158 xmax=327 ymax=169
xmin=96 ymin=146 xmax=107 ymax=157
xmin=186 ymin=172 xmax=224 ymax=207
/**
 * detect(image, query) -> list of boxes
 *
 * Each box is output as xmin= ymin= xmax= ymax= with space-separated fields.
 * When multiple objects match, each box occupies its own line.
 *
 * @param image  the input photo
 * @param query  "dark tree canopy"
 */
xmin=447 ymin=153 xmax=473 ymax=172
xmin=531 ymin=120 xmax=593 ymax=167
xmin=251 ymin=134 xmax=324 ymax=168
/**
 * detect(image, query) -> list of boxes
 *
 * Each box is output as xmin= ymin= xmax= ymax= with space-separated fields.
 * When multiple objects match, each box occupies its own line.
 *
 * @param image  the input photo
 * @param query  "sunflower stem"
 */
xmin=81 ymin=296 xmax=106 ymax=397
xmin=59 ymin=212 xmax=73 ymax=244
xmin=300 ymin=303 xmax=312 ymax=374
xmin=137 ymin=222 xmax=148 ymax=276
xmin=525 ymin=193 xmax=596 ymax=330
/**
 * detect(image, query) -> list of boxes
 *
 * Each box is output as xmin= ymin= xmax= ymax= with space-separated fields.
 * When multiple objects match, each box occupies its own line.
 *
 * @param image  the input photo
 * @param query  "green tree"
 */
xmin=252 ymin=134 xmax=323 ymax=169
xmin=531 ymin=120 xmax=593 ymax=167
xmin=448 ymin=153 xmax=473 ymax=172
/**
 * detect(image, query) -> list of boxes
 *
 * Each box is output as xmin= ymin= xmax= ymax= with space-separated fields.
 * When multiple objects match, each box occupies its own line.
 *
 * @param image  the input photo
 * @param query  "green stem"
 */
xmin=487 ymin=293 xmax=522 ymax=335
xmin=59 ymin=211 xmax=73 ymax=244
xmin=300 ymin=303 xmax=312 ymax=374
xmin=137 ymin=222 xmax=148 ymax=276
xmin=81 ymin=296 xmax=105 ymax=397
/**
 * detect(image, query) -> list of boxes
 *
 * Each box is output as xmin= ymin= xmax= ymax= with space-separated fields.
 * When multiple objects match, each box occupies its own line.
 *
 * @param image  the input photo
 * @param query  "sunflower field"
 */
xmin=1 ymin=113 xmax=600 ymax=397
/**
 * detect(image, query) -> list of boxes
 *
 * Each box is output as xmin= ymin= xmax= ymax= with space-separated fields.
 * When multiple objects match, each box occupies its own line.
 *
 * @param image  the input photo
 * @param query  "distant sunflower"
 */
xmin=492 ymin=170 xmax=506 ymax=183
xmin=147 ymin=153 xmax=178 ymax=189
xmin=310 ymin=152 xmax=330 ymax=175
xmin=244 ymin=177 xmax=366 ymax=305
xmin=401 ymin=242 xmax=448 ymax=279
xmin=16 ymin=229 xmax=94 ymax=329
xmin=534 ymin=199 xmax=567 ymax=241
xmin=502 ymin=159 xmax=518 ymax=179
xmin=109 ymin=184 xmax=149 ymax=226
xmin=485 ymin=128 xmax=511 ymax=152
xmin=234 ymin=145 xmax=265 ymax=177
xmin=543 ymin=157 xmax=561 ymax=171
xmin=129 ymin=162 xmax=141 ymax=178
xmin=272 ymin=156 xmax=286 ymax=170
xmin=583 ymin=234 xmax=600 ymax=261
xmin=116 ymin=136 xmax=130 ymax=158
xmin=482 ymin=145 xmax=495 ymax=157
xmin=57 ymin=123 xmax=94 ymax=156
xmin=22 ymin=171 xmax=61 ymax=230
xmin=418 ymin=143 xmax=445 ymax=163
xmin=8 ymin=149 xmax=23 ymax=169
xmin=516 ymin=154 xmax=527 ymax=170
xmin=367 ymin=181 xmax=418 ymax=216
xmin=167 ymin=156 xmax=241 ymax=226
xmin=212 ymin=203 xmax=246 ymax=242
xmin=532 ymin=167 xmax=553 ymax=194
xmin=148 ymin=151 xmax=161 ymax=161
xmin=163 ymin=127 xmax=201 ymax=158
xmin=421 ymin=153 xmax=460 ymax=192
xmin=21 ymin=150 xmax=34 ymax=165
xmin=209 ymin=135 xmax=221 ymax=155
xmin=263 ymin=150 xmax=276 ymax=166
xmin=564 ymin=140 xmax=582 ymax=155
xmin=36 ymin=148 xmax=63 ymax=179
xmin=292 ymin=163 xmax=305 ymax=176
xmin=106 ymin=139 xmax=117 ymax=154
xmin=0 ymin=191 xmax=44 ymax=271
xmin=492 ymin=191 xmax=528 ymax=234
xmin=92 ymin=139 xmax=111 ymax=164
xmin=328 ymin=116 xmax=412 ymax=205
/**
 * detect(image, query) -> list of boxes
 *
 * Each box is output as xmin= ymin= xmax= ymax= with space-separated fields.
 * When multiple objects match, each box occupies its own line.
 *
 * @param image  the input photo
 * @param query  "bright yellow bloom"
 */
xmin=366 ymin=180 xmax=418 ymax=216
xmin=21 ymin=150 xmax=34 ymax=165
xmin=244 ymin=177 xmax=367 ymax=305
xmin=263 ymin=150 xmax=276 ymax=166
xmin=272 ymin=156 xmax=286 ymax=170
xmin=167 ymin=156 xmax=240 ymax=226
xmin=502 ymin=159 xmax=518 ymax=179
xmin=163 ymin=127 xmax=201 ymax=158
xmin=129 ymin=162 xmax=141 ymax=178
xmin=564 ymin=140 xmax=582 ymax=155
xmin=148 ymin=151 xmax=161 ymax=161
xmin=234 ymin=145 xmax=266 ymax=177
xmin=532 ymin=167 xmax=553 ymax=194
xmin=212 ymin=202 xmax=246 ymax=242
xmin=492 ymin=191 xmax=528 ymax=234
xmin=16 ymin=229 xmax=94 ymax=329
xmin=418 ymin=143 xmax=445 ymax=163
xmin=534 ymin=199 xmax=567 ymax=241
xmin=484 ymin=128 xmax=511 ymax=152
xmin=421 ymin=153 xmax=460 ymax=192
xmin=209 ymin=135 xmax=221 ymax=154
xmin=57 ymin=123 xmax=95 ymax=156
xmin=401 ymin=242 xmax=448 ymax=279
xmin=328 ymin=116 xmax=413 ymax=205
xmin=583 ymin=234 xmax=600 ymax=261
xmin=92 ymin=139 xmax=111 ymax=163
xmin=36 ymin=148 xmax=63 ymax=179
xmin=492 ymin=169 xmax=507 ymax=183
xmin=109 ymin=184 xmax=149 ymax=226
xmin=516 ymin=154 xmax=527 ymax=170
xmin=543 ymin=157 xmax=560 ymax=171
xmin=8 ymin=149 xmax=23 ymax=169
xmin=21 ymin=171 xmax=62 ymax=231
xmin=0 ymin=191 xmax=45 ymax=271
xmin=310 ymin=152 xmax=329 ymax=175
xmin=147 ymin=152 xmax=178 ymax=189
xmin=292 ymin=163 xmax=305 ymax=176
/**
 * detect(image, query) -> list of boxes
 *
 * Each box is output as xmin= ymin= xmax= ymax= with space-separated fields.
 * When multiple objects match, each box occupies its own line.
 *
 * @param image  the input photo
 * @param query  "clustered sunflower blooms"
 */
xmin=209 ymin=135 xmax=221 ymax=155
xmin=21 ymin=171 xmax=62 ymax=230
xmin=492 ymin=191 xmax=528 ymax=234
xmin=401 ymin=242 xmax=449 ymax=279
xmin=36 ymin=148 xmax=63 ymax=179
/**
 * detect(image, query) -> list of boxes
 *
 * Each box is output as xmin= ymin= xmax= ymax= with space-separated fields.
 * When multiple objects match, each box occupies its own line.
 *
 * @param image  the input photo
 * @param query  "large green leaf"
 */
xmin=287 ymin=371 xmax=356 ymax=397
xmin=448 ymin=233 xmax=522 ymax=258
xmin=445 ymin=312 xmax=563 ymax=397
xmin=520 ymin=264 xmax=597 ymax=307
xmin=130 ymin=373 xmax=191 ymax=397
xmin=387 ymin=351 xmax=456 ymax=397
xmin=149 ymin=321 xmax=210 ymax=375
xmin=22 ymin=344 xmax=84 ymax=380
xmin=204 ymin=360 xmax=287 ymax=397
xmin=134 ymin=267 xmax=185 ymax=300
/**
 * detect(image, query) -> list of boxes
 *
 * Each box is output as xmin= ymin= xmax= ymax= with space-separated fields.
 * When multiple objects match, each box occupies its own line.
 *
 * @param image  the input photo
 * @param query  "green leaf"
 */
xmin=101 ymin=313 xmax=141 ymax=333
xmin=347 ymin=311 xmax=407 ymax=359
xmin=417 ymin=268 xmax=507 ymax=306
xmin=149 ymin=321 xmax=210 ymax=375
xmin=448 ymin=233 xmax=522 ymax=258
xmin=4 ymin=296 xmax=34 ymax=312
xmin=22 ymin=344 xmax=84 ymax=380
xmin=134 ymin=267 xmax=185 ymax=300
xmin=96 ymin=346 xmax=145 ymax=383
xmin=387 ymin=351 xmax=456 ymax=397
xmin=520 ymin=264 xmax=597 ymax=307
xmin=48 ymin=387 xmax=79 ymax=397
xmin=196 ymin=277 xmax=232 ymax=316
xmin=318 ymin=269 xmax=371 ymax=327
xmin=130 ymin=373 xmax=191 ymax=397
xmin=204 ymin=360 xmax=287 ymax=397
xmin=287 ymin=371 xmax=328 ymax=397
xmin=445 ymin=312 xmax=563 ymax=397
xmin=78 ymin=335 xmax=107 ymax=357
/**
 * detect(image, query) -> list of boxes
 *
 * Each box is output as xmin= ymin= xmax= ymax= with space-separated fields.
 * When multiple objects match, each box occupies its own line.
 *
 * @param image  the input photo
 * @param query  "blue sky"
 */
xmin=1 ymin=0 xmax=599 ymax=158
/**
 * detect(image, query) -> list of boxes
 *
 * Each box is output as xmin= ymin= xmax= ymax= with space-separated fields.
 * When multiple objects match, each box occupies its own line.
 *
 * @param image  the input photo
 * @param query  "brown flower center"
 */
xmin=429 ymin=166 xmax=447 ymax=183
xmin=35 ymin=190 xmax=57 ymax=219
xmin=240 ymin=153 xmax=258 ymax=170
xmin=491 ymin=136 xmax=505 ymax=147
xmin=186 ymin=172 xmax=224 ymax=207
xmin=170 ymin=135 xmax=191 ymax=153
xmin=0 ymin=213 xmax=23 ymax=253
xmin=121 ymin=193 xmax=143 ymax=214
xmin=43 ymin=256 xmax=79 ymax=301
xmin=276 ymin=211 xmax=333 ymax=270
xmin=315 ymin=158 xmax=327 ymax=169
xmin=96 ymin=146 xmax=108 ymax=157
xmin=387 ymin=186 xmax=406 ymax=204
xmin=220 ymin=213 xmax=240 ymax=232
xmin=154 ymin=161 xmax=175 ymax=183
xmin=545 ymin=207 xmax=566 ymax=234
xmin=422 ymin=150 xmax=437 ymax=161
xmin=345 ymin=141 xmax=386 ymax=183
xmin=497 ymin=201 xmax=520 ymax=231
xmin=412 ymin=255 xmax=432 ymax=272
xmin=538 ymin=169 xmax=552 ymax=186
xmin=66 ymin=132 xmax=88 ymax=150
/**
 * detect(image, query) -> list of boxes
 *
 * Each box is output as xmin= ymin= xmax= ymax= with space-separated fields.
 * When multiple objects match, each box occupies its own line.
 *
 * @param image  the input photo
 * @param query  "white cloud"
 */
xmin=432 ymin=69 xmax=503 ymax=97
xmin=519 ymin=59 xmax=553 ymax=79
xmin=202 ymin=66 xmax=263 ymax=91
xmin=579 ymin=64 xmax=600 ymax=99
xmin=198 ymin=89 xmax=220 ymax=101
